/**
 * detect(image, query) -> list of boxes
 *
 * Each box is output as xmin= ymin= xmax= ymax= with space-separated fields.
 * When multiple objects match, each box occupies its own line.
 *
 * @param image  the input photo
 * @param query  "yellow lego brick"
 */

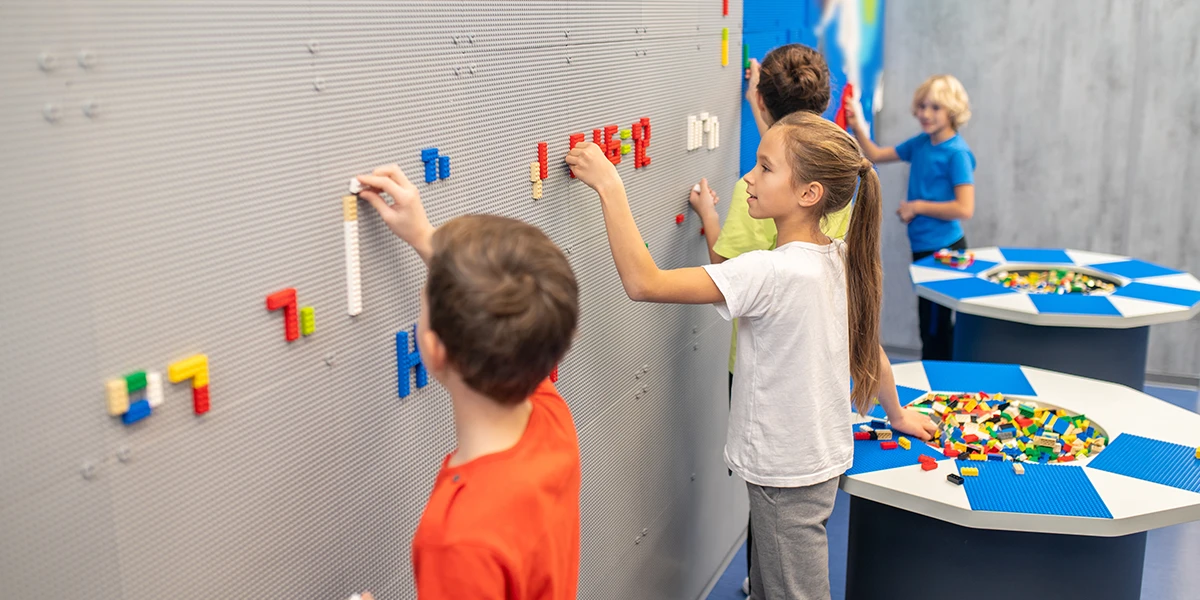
xmin=969 ymin=453 xmax=986 ymax=461
xmin=979 ymin=401 xmax=990 ymax=411
xmin=1063 ymin=433 xmax=1078 ymax=444
xmin=953 ymin=442 xmax=967 ymax=453
xmin=721 ymin=39 xmax=729 ymax=66
xmin=1017 ymin=440 xmax=1027 ymax=452
xmin=300 ymin=306 xmax=315 ymax=336
xmin=529 ymin=162 xmax=540 ymax=183
xmin=961 ymin=467 xmax=979 ymax=477
xmin=1195 ymin=446 xmax=1200 ymax=459
xmin=106 ymin=378 xmax=129 ymax=416
xmin=342 ymin=195 xmax=357 ymax=221
xmin=1056 ymin=409 xmax=1068 ymax=417
xmin=168 ymin=354 xmax=209 ymax=387
xmin=994 ymin=393 xmax=1005 ymax=402
xmin=898 ymin=437 xmax=911 ymax=450
xmin=531 ymin=179 xmax=544 ymax=200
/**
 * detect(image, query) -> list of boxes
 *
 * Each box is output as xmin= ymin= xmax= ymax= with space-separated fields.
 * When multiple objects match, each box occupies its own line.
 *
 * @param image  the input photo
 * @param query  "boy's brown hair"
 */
xmin=426 ymin=215 xmax=579 ymax=405
xmin=758 ymin=44 xmax=832 ymax=122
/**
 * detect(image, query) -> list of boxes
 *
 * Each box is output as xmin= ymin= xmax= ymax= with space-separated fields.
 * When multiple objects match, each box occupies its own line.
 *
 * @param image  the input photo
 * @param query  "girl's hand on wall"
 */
xmin=565 ymin=142 xmax=622 ymax=195
xmin=688 ymin=178 xmax=719 ymax=218
xmin=744 ymin=58 xmax=761 ymax=106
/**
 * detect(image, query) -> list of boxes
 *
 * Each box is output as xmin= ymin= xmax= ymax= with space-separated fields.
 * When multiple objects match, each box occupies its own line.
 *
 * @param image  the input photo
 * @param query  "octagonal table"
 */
xmin=842 ymin=361 xmax=1200 ymax=600
xmin=910 ymin=247 xmax=1200 ymax=389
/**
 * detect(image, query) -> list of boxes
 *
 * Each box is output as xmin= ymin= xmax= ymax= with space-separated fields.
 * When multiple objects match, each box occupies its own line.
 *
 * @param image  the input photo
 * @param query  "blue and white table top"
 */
xmin=909 ymin=247 xmax=1200 ymax=328
xmin=841 ymin=361 xmax=1200 ymax=537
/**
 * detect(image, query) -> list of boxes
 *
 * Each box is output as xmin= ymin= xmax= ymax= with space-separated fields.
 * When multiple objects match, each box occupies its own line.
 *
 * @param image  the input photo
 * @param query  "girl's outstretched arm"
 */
xmin=566 ymin=142 xmax=724 ymax=305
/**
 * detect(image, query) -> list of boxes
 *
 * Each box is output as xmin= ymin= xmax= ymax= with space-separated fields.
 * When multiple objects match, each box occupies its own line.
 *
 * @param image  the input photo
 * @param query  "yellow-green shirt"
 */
xmin=713 ymin=177 xmax=854 ymax=372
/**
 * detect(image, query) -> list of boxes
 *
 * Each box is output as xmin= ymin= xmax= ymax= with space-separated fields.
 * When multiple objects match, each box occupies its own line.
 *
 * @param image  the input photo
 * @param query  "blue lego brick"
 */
xmin=1112 ymin=282 xmax=1200 ymax=308
xmin=864 ymin=385 xmax=927 ymax=419
xmin=960 ymin=461 xmax=1112 ymax=518
xmin=438 ymin=155 xmax=450 ymax=179
xmin=121 ymin=399 xmax=152 ymax=425
xmin=912 ymin=254 xmax=998 ymax=275
xmin=424 ymin=161 xmax=437 ymax=183
xmin=846 ymin=427 xmax=945 ymax=476
xmin=998 ymin=248 xmax=1074 ymax=264
xmin=420 ymin=148 xmax=439 ymax=162
xmin=987 ymin=454 xmax=1003 ymax=461
xmin=919 ymin=277 xmax=1016 ymax=301
xmin=395 ymin=325 xmax=429 ymax=398
xmin=921 ymin=361 xmax=1037 ymax=396
xmin=1028 ymin=294 xmax=1122 ymax=317
xmin=1086 ymin=433 xmax=1200 ymax=494
xmin=1089 ymin=259 xmax=1181 ymax=279
xmin=1052 ymin=418 xmax=1070 ymax=435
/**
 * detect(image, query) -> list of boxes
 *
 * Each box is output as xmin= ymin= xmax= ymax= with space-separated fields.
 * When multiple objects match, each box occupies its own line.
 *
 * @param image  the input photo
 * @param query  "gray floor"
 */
xmin=706 ymin=383 xmax=1200 ymax=600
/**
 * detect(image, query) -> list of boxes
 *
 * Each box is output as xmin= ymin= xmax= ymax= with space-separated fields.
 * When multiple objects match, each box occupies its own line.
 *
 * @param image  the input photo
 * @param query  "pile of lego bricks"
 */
xmin=909 ymin=392 xmax=1108 ymax=464
xmin=988 ymin=269 xmax=1117 ymax=295
xmin=933 ymin=248 xmax=974 ymax=269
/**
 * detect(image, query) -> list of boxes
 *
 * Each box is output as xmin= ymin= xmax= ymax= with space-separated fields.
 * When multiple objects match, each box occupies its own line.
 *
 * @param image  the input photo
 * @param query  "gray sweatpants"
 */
xmin=746 ymin=476 xmax=839 ymax=600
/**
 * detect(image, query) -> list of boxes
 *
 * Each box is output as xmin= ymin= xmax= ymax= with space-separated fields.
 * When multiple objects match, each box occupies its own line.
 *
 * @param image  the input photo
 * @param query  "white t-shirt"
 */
xmin=702 ymin=240 xmax=854 ymax=487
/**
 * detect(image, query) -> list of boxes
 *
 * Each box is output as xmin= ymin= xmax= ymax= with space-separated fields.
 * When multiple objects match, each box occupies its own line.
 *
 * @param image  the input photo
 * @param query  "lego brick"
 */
xmin=424 ymin=160 xmax=437 ymax=183
xmin=619 ymin=129 xmax=631 ymax=140
xmin=145 ymin=371 xmax=164 ymax=408
xmin=300 ymin=306 xmax=315 ymax=336
xmin=168 ymin=354 xmax=209 ymax=385
xmin=687 ymin=115 xmax=697 ymax=151
xmin=853 ymin=432 xmax=870 ymax=441
xmin=723 ymin=0 xmax=728 ymax=16
xmin=266 ymin=288 xmax=300 ymax=342
xmin=531 ymin=179 xmax=543 ymax=200
xmin=344 ymin=220 xmax=363 ymax=316
xmin=921 ymin=461 xmax=938 ymax=471
xmin=529 ymin=161 xmax=540 ymax=183
xmin=550 ymin=365 xmax=559 ymax=383
xmin=568 ymin=133 xmax=585 ymax=177
xmin=947 ymin=473 xmax=964 ymax=485
xmin=342 ymin=195 xmax=358 ymax=222
xmin=1013 ymin=462 xmax=1025 ymax=475
xmin=918 ymin=454 xmax=936 ymax=464
xmin=880 ymin=441 xmax=898 ymax=450
xmin=192 ymin=385 xmax=211 ymax=415
xmin=961 ymin=461 xmax=1111 ymax=518
xmin=961 ymin=467 xmax=979 ymax=477
xmin=122 ymin=399 xmax=152 ymax=425
xmin=420 ymin=148 xmax=439 ymax=162
xmin=847 ymin=426 xmax=945 ymax=476
xmin=874 ymin=429 xmax=892 ymax=441
xmin=897 ymin=437 xmax=911 ymax=450
xmin=537 ymin=141 xmax=548 ymax=180
xmin=721 ymin=38 xmax=729 ymax=66
xmin=1088 ymin=434 xmax=1200 ymax=494
xmin=396 ymin=326 xmax=429 ymax=398
xmin=620 ymin=143 xmax=631 ymax=155
xmin=438 ymin=156 xmax=450 ymax=179
xmin=348 ymin=177 xmax=363 ymax=195
xmin=106 ymin=378 xmax=130 ymax=416
xmin=124 ymin=370 xmax=147 ymax=393
xmin=675 ymin=214 xmax=685 ymax=225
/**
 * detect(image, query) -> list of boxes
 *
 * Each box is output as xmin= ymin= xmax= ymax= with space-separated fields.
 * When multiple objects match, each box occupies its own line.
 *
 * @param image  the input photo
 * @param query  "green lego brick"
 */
xmin=743 ymin=44 xmax=750 ymax=69
xmin=300 ymin=306 xmax=315 ymax=336
xmin=125 ymin=371 xmax=147 ymax=393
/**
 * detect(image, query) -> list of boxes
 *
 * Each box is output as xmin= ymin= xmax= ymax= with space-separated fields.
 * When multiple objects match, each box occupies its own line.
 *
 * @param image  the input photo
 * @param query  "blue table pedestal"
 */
xmin=953 ymin=312 xmax=1149 ymax=390
xmin=845 ymin=497 xmax=1147 ymax=600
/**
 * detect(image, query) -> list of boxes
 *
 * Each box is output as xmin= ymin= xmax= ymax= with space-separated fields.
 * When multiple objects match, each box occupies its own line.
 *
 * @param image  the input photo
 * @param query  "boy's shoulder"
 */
xmin=417 ymin=382 xmax=580 ymax=550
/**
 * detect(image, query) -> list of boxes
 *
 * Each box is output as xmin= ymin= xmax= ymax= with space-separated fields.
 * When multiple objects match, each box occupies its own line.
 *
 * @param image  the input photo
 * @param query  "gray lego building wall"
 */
xmin=0 ymin=2 xmax=747 ymax=598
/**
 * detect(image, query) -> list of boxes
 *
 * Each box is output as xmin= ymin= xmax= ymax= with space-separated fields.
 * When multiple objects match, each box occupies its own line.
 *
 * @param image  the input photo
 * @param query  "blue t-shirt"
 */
xmin=895 ymin=133 xmax=976 ymax=252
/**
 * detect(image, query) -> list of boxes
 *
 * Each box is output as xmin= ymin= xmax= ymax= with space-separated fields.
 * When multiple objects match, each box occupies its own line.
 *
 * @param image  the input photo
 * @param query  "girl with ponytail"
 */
xmin=567 ymin=111 xmax=934 ymax=599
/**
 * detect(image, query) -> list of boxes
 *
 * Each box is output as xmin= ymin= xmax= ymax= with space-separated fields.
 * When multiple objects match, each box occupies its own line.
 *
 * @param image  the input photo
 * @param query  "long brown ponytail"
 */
xmin=774 ymin=112 xmax=883 ymax=414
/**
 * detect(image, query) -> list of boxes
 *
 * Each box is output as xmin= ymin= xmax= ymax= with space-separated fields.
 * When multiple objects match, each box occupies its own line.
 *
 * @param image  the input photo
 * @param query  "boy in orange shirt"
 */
xmin=354 ymin=164 xmax=581 ymax=600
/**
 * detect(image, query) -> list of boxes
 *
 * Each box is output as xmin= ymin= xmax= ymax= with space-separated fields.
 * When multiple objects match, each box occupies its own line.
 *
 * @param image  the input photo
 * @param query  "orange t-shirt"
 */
xmin=412 ymin=380 xmax=581 ymax=600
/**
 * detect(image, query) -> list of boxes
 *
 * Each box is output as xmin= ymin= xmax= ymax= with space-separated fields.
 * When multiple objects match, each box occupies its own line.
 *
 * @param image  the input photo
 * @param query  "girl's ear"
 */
xmin=797 ymin=180 xmax=824 ymax=209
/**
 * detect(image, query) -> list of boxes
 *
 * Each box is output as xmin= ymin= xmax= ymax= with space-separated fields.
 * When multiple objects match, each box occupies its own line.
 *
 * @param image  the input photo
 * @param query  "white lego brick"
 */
xmin=687 ymin=116 xmax=697 ymax=151
xmin=145 ymin=371 xmax=164 ymax=408
xmin=344 ymin=221 xmax=363 ymax=316
xmin=348 ymin=178 xmax=363 ymax=195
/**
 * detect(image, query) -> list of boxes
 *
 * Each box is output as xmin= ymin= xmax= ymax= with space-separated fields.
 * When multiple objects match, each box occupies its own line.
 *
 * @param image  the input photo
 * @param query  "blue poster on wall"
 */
xmin=739 ymin=0 xmax=886 ymax=176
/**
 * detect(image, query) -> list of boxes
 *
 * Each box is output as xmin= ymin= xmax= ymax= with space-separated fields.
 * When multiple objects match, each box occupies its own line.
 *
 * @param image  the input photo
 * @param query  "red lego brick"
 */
xmin=880 ymin=441 xmax=898 ymax=450
xmin=699 ymin=227 xmax=705 ymax=235
xmin=192 ymin=385 xmax=210 ymax=415
xmin=537 ymin=141 xmax=549 ymax=180
xmin=854 ymin=432 xmax=870 ymax=441
xmin=723 ymin=0 xmax=729 ymax=16
xmin=918 ymin=454 xmax=937 ymax=464
xmin=568 ymin=133 xmax=585 ymax=178
xmin=963 ymin=434 xmax=979 ymax=443
xmin=266 ymin=288 xmax=299 ymax=342
xmin=675 ymin=213 xmax=685 ymax=225
xmin=632 ymin=122 xmax=642 ymax=140
xmin=550 ymin=364 xmax=559 ymax=383
xmin=592 ymin=128 xmax=603 ymax=147
xmin=921 ymin=461 xmax=938 ymax=471
xmin=1015 ymin=417 xmax=1033 ymax=428
xmin=640 ymin=117 xmax=651 ymax=142
xmin=1058 ymin=454 xmax=1076 ymax=463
